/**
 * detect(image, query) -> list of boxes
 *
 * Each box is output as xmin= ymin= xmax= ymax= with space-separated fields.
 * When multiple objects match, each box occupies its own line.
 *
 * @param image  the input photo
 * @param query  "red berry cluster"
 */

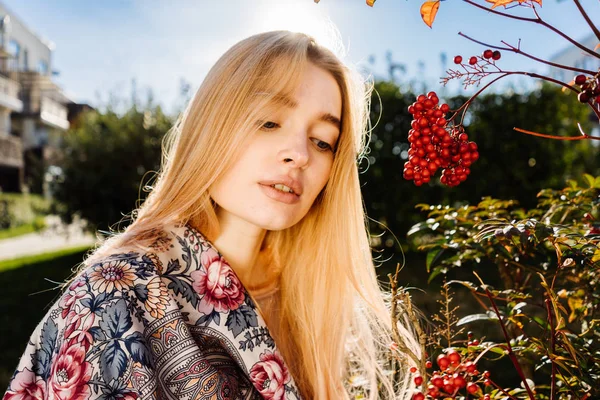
xmin=411 ymin=345 xmax=493 ymax=399
xmin=404 ymin=92 xmax=479 ymax=187
xmin=454 ymin=49 xmax=501 ymax=66
xmin=574 ymin=73 xmax=600 ymax=104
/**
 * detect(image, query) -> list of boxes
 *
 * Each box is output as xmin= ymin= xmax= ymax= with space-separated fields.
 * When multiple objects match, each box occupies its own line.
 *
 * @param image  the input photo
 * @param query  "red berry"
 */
xmin=466 ymin=382 xmax=479 ymax=394
xmin=431 ymin=374 xmax=443 ymax=388
xmin=436 ymin=354 xmax=450 ymax=370
xmin=459 ymin=133 xmax=468 ymax=141
xmin=427 ymin=91 xmax=437 ymax=99
xmin=453 ymin=374 xmax=466 ymax=388
xmin=471 ymin=339 xmax=480 ymax=346
xmin=414 ymin=375 xmax=423 ymax=386
xmin=469 ymin=56 xmax=477 ymax=65
xmin=410 ymin=366 xmax=417 ymax=373
xmin=483 ymin=49 xmax=493 ymax=59
xmin=412 ymin=392 xmax=425 ymax=400
xmin=427 ymin=385 xmax=440 ymax=398
xmin=483 ymin=370 xmax=490 ymax=379
xmin=417 ymin=94 xmax=427 ymax=102
xmin=492 ymin=50 xmax=501 ymax=60
xmin=578 ymin=91 xmax=591 ymax=103
xmin=454 ymin=55 xmax=463 ymax=64
xmin=447 ymin=350 xmax=461 ymax=365
xmin=575 ymin=74 xmax=587 ymax=85
xmin=484 ymin=379 xmax=492 ymax=386
xmin=442 ymin=381 xmax=454 ymax=394
xmin=425 ymin=360 xmax=433 ymax=369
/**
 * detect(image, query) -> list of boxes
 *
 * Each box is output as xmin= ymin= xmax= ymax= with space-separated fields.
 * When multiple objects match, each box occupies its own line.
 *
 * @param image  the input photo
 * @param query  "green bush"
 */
xmin=0 ymin=193 xmax=50 ymax=231
xmin=407 ymin=175 xmax=600 ymax=399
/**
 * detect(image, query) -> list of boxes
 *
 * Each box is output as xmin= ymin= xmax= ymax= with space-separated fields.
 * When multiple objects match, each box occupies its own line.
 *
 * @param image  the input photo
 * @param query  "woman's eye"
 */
xmin=260 ymin=121 xmax=279 ymax=130
xmin=313 ymin=138 xmax=333 ymax=152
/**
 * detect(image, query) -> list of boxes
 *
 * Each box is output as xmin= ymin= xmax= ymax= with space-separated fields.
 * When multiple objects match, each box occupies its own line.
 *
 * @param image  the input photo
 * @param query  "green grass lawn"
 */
xmin=0 ymin=247 xmax=90 ymax=392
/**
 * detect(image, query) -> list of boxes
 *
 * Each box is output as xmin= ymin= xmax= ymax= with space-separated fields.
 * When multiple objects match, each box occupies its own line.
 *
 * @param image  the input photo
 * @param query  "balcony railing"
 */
xmin=0 ymin=74 xmax=22 ymax=112
xmin=40 ymin=96 xmax=69 ymax=130
xmin=0 ymin=135 xmax=23 ymax=168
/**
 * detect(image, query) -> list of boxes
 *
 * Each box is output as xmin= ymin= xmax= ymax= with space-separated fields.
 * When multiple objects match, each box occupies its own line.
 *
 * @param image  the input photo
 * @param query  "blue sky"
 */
xmin=4 ymin=0 xmax=599 ymax=114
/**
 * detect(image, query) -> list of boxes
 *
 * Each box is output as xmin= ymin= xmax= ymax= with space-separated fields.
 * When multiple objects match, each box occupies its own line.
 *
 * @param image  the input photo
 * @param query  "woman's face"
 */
xmin=209 ymin=62 xmax=342 ymax=232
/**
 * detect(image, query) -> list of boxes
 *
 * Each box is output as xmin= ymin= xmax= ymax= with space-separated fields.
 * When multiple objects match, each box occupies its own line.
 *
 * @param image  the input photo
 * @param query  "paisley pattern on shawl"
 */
xmin=3 ymin=223 xmax=302 ymax=400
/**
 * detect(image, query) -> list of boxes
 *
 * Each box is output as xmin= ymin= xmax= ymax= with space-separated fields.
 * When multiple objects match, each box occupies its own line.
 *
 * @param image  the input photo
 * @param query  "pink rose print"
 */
xmin=64 ymin=305 xmax=95 ymax=350
xmin=249 ymin=350 xmax=291 ymax=400
xmin=58 ymin=279 xmax=88 ymax=318
xmin=191 ymin=248 xmax=245 ymax=314
xmin=4 ymin=368 xmax=47 ymax=399
xmin=48 ymin=341 xmax=92 ymax=400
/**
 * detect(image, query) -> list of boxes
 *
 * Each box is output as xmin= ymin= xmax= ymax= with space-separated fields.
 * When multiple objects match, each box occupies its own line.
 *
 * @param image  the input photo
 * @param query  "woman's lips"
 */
xmin=258 ymin=183 xmax=301 ymax=204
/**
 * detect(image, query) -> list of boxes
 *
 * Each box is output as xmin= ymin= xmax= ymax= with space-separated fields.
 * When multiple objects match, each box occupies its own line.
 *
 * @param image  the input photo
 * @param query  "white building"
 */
xmin=0 ymin=2 xmax=72 ymax=193
xmin=548 ymin=34 xmax=600 ymax=87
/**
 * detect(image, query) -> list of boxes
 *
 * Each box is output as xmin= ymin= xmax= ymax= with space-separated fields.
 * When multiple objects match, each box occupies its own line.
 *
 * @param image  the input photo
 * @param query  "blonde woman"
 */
xmin=4 ymin=31 xmax=419 ymax=399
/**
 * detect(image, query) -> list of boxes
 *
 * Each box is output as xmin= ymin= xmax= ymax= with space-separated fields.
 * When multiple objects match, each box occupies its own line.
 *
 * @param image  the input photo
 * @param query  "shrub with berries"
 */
xmin=406 ymin=175 xmax=600 ymax=399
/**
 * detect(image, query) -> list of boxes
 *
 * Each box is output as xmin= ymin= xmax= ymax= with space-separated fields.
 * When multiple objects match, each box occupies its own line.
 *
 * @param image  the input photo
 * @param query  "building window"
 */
xmin=37 ymin=60 xmax=48 ymax=74
xmin=23 ymin=49 xmax=28 ymax=70
xmin=8 ymin=39 xmax=20 ymax=70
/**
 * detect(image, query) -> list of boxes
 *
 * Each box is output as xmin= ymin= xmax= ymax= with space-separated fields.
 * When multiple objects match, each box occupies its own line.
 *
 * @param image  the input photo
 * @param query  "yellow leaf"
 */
xmin=420 ymin=1 xmax=440 ymax=28
xmin=486 ymin=0 xmax=518 ymax=8
xmin=486 ymin=0 xmax=542 ymax=9
xmin=595 ymin=43 xmax=600 ymax=52
xmin=563 ymin=79 xmax=575 ymax=93
xmin=366 ymin=0 xmax=375 ymax=6
xmin=592 ymin=247 xmax=600 ymax=263
xmin=567 ymin=296 xmax=587 ymax=323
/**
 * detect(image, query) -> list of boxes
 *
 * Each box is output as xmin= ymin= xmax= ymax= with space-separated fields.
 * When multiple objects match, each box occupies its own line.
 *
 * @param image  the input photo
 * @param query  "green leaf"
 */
xmin=426 ymin=248 xmax=444 ymax=273
xmin=427 ymin=265 xmax=448 ymax=283
xmin=583 ymin=174 xmax=595 ymax=188
xmin=457 ymin=313 xmax=499 ymax=326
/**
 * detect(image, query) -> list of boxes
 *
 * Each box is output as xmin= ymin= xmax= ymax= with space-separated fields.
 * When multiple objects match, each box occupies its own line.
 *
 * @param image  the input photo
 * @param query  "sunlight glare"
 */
xmin=248 ymin=0 xmax=344 ymax=58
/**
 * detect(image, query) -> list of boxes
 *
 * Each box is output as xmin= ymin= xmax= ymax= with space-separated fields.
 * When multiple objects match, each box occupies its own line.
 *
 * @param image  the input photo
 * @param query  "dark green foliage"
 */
xmin=409 ymin=175 xmax=600 ymax=398
xmin=361 ymin=81 xmax=598 ymax=252
xmin=52 ymin=106 xmax=173 ymax=232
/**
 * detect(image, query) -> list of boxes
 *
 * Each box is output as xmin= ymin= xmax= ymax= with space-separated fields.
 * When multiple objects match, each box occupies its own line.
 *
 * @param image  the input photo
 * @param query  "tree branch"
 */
xmin=463 ymin=0 xmax=600 ymax=59
xmin=573 ymin=0 xmax=600 ymax=42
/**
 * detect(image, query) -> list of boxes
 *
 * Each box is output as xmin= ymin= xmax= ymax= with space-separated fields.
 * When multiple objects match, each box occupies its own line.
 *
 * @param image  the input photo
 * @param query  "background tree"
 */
xmin=361 ymin=80 xmax=598 ymax=254
xmin=52 ymin=101 xmax=172 ymax=232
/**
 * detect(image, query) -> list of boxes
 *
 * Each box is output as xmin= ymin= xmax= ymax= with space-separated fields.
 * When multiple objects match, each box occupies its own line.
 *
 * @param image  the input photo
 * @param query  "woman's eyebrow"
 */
xmin=267 ymin=94 xmax=341 ymax=130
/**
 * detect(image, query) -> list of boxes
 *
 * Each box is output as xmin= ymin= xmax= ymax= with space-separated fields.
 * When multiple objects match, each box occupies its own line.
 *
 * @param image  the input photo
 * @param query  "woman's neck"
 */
xmin=212 ymin=207 xmax=271 ymax=288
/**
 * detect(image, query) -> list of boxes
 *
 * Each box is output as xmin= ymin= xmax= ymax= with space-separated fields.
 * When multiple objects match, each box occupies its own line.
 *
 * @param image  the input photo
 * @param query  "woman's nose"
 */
xmin=278 ymin=134 xmax=309 ymax=169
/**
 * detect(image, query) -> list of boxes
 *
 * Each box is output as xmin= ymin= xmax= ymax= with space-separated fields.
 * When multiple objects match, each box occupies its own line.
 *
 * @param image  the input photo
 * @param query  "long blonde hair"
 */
xmin=84 ymin=31 xmax=418 ymax=399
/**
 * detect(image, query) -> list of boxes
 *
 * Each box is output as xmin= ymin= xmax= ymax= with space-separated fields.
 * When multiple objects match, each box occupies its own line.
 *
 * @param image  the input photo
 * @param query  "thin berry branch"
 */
xmin=572 ymin=0 xmax=600 ymax=42
xmin=490 ymin=378 xmax=519 ymax=400
xmin=485 ymin=287 xmax=536 ymax=399
xmin=457 ymin=32 xmax=596 ymax=75
xmin=546 ymin=297 xmax=557 ymax=400
xmin=514 ymin=125 xmax=600 ymax=142
xmin=463 ymin=0 xmax=600 ymax=60
xmin=447 ymin=73 xmax=510 ymax=122
xmin=472 ymin=271 xmax=536 ymax=400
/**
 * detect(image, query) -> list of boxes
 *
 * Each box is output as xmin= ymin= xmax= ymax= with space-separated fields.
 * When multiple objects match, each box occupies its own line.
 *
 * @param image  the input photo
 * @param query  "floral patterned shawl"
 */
xmin=3 ymin=223 xmax=302 ymax=400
